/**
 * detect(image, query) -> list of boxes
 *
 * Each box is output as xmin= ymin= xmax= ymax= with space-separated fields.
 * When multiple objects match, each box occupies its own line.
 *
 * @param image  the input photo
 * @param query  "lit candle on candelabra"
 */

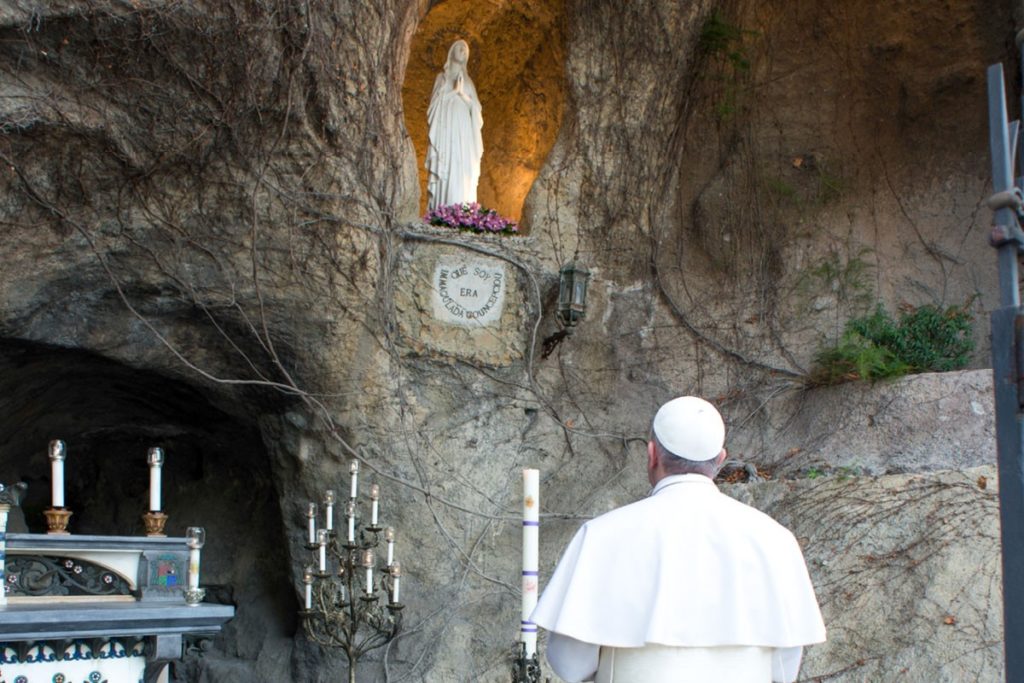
xmin=346 ymin=501 xmax=356 ymax=543
xmin=324 ymin=489 xmax=336 ymax=531
xmin=369 ymin=484 xmax=380 ymax=526
xmin=296 ymin=477 xmax=404 ymax=670
xmin=148 ymin=447 xmax=164 ymax=512
xmin=306 ymin=502 xmax=317 ymax=544
xmin=317 ymin=529 xmax=328 ymax=572
xmin=390 ymin=561 xmax=401 ymax=604
xmin=349 ymin=460 xmax=359 ymax=499
xmin=186 ymin=526 xmax=206 ymax=591
xmin=49 ymin=440 xmax=66 ymax=508
xmin=303 ymin=565 xmax=314 ymax=609
xmin=521 ymin=469 xmax=540 ymax=658
xmin=362 ymin=549 xmax=374 ymax=595
xmin=384 ymin=527 xmax=395 ymax=566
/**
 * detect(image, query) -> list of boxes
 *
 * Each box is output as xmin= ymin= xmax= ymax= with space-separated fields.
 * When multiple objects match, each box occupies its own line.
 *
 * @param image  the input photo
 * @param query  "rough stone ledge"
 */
xmin=755 ymin=369 xmax=995 ymax=477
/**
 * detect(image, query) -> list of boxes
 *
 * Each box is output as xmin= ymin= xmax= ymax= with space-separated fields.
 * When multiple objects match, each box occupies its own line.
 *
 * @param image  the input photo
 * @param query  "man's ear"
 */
xmin=716 ymin=449 xmax=728 ymax=466
xmin=647 ymin=440 xmax=657 ymax=469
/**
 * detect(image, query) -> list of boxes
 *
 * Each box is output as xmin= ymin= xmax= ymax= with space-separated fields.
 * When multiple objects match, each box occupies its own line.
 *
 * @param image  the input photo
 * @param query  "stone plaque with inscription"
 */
xmin=396 ymin=244 xmax=524 ymax=365
xmin=431 ymin=258 xmax=507 ymax=326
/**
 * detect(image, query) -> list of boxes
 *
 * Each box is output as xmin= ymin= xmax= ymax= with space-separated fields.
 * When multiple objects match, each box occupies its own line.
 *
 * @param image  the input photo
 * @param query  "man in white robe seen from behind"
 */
xmin=530 ymin=396 xmax=826 ymax=682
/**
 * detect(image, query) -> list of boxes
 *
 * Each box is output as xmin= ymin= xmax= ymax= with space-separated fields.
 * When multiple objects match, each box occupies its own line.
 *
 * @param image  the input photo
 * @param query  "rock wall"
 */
xmin=0 ymin=0 xmax=1014 ymax=681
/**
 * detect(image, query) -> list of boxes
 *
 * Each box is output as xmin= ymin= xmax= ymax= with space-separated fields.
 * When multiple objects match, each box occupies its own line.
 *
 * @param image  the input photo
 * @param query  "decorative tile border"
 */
xmin=0 ymin=638 xmax=145 ymax=682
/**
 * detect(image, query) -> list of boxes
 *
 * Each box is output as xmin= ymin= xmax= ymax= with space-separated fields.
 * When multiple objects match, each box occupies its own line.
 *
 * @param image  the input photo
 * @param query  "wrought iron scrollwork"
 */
xmin=299 ymin=511 xmax=403 ymax=683
xmin=6 ymin=556 xmax=131 ymax=598
xmin=301 ymin=552 xmax=403 ymax=660
xmin=511 ymin=642 xmax=543 ymax=683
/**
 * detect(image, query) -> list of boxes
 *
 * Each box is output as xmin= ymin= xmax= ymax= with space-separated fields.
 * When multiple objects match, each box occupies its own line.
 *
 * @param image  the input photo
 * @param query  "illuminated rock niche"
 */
xmin=403 ymin=0 xmax=566 ymax=227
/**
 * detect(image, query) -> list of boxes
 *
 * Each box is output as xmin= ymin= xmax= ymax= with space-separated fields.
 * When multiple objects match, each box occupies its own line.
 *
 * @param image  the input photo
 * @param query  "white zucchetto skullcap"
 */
xmin=652 ymin=396 xmax=725 ymax=461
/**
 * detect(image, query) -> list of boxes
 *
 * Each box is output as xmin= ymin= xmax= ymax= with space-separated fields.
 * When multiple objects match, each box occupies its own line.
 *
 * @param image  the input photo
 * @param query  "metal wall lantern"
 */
xmin=556 ymin=259 xmax=590 ymax=330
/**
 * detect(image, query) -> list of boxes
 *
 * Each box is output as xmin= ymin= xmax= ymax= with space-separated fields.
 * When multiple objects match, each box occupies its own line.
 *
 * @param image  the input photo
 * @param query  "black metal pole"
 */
xmin=987 ymin=62 xmax=1024 ymax=683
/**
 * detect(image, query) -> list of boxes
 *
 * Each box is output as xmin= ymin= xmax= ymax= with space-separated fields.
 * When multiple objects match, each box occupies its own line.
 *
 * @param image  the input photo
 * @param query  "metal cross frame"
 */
xmin=986 ymin=54 xmax=1024 ymax=683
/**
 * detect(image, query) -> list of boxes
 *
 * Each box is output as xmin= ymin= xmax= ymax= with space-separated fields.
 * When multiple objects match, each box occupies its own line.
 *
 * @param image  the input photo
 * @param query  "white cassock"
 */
xmin=530 ymin=474 xmax=826 ymax=683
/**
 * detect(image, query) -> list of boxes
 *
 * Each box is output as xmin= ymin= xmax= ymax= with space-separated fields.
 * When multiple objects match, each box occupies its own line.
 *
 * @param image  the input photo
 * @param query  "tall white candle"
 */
xmin=303 ymin=566 xmax=314 ymax=609
xmin=186 ymin=526 xmax=205 ymax=591
xmin=349 ymin=460 xmax=359 ymax=499
xmin=390 ymin=561 xmax=401 ymax=604
xmin=521 ymin=468 xmax=540 ymax=657
xmin=384 ymin=527 xmax=395 ymax=566
xmin=324 ymin=490 xmax=336 ymax=531
xmin=317 ymin=529 xmax=328 ymax=572
xmin=370 ymin=484 xmax=380 ymax=525
xmin=363 ymin=549 xmax=374 ymax=595
xmin=49 ymin=440 xmax=66 ymax=508
xmin=188 ymin=547 xmax=201 ymax=589
xmin=148 ymin=447 xmax=164 ymax=512
xmin=346 ymin=501 xmax=356 ymax=543
xmin=307 ymin=502 xmax=317 ymax=544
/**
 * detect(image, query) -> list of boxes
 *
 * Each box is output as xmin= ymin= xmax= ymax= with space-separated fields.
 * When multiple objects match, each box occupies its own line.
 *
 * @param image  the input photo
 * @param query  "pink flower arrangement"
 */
xmin=423 ymin=202 xmax=518 ymax=236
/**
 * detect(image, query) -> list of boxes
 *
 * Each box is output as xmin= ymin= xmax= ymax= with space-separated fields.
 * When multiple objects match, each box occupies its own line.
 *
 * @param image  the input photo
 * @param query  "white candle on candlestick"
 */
xmin=349 ymin=460 xmax=359 ymax=499
xmin=307 ymin=502 xmax=317 ymax=544
xmin=390 ymin=561 xmax=401 ymax=604
xmin=317 ymin=529 xmax=328 ymax=572
xmin=303 ymin=566 xmax=314 ymax=609
xmin=362 ymin=549 xmax=374 ymax=595
xmin=324 ymin=489 xmax=335 ymax=531
xmin=186 ymin=526 xmax=205 ymax=591
xmin=346 ymin=501 xmax=356 ymax=543
xmin=370 ymin=484 xmax=380 ymax=525
xmin=384 ymin=527 xmax=395 ymax=566
xmin=49 ymin=440 xmax=66 ymax=508
xmin=148 ymin=447 xmax=164 ymax=512
xmin=189 ymin=548 xmax=200 ymax=589
xmin=521 ymin=468 xmax=540 ymax=657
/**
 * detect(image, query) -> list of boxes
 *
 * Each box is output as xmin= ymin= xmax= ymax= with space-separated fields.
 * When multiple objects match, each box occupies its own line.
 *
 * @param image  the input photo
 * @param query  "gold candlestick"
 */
xmin=142 ymin=511 xmax=168 ymax=537
xmin=43 ymin=507 xmax=72 ymax=534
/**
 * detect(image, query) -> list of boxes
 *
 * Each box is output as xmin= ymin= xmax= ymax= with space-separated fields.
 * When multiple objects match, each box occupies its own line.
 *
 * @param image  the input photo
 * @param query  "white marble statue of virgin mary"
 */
xmin=426 ymin=39 xmax=483 ymax=210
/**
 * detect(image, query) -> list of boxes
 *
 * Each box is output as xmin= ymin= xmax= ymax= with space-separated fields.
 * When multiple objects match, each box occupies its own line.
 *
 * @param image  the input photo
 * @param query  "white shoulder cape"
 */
xmin=531 ymin=474 xmax=826 ymax=648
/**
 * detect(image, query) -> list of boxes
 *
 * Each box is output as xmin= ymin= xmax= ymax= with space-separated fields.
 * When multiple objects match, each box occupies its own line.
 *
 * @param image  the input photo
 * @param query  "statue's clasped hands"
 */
xmin=454 ymin=74 xmax=471 ymax=104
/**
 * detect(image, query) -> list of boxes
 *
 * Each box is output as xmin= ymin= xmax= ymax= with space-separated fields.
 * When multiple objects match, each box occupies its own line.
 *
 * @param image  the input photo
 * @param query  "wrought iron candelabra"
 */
xmin=511 ymin=641 xmax=543 ymax=683
xmin=299 ymin=461 xmax=403 ymax=683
